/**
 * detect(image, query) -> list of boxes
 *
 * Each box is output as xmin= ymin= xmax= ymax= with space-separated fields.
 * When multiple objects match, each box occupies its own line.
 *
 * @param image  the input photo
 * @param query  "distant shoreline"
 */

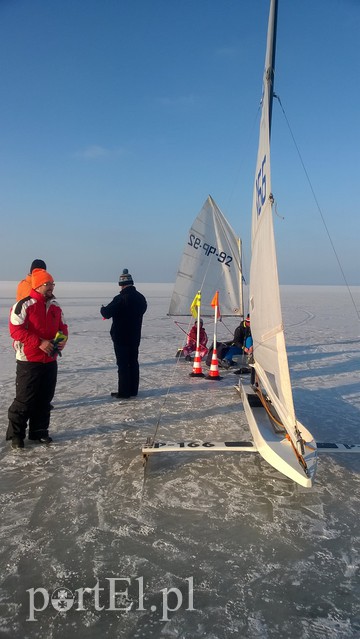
xmin=0 ymin=282 xmax=359 ymax=302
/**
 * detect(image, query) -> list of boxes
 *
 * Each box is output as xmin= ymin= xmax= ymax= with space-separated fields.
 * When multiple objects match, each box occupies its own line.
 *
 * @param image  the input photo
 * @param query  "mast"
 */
xmin=266 ymin=0 xmax=278 ymax=134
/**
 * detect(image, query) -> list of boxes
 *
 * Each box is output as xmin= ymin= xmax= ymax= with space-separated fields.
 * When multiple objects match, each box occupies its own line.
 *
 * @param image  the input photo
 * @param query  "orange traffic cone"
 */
xmin=190 ymin=348 xmax=205 ymax=377
xmin=206 ymin=348 xmax=222 ymax=380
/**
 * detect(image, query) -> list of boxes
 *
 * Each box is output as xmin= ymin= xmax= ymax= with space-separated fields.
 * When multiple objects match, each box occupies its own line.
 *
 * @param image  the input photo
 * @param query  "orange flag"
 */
xmin=211 ymin=291 xmax=221 ymax=319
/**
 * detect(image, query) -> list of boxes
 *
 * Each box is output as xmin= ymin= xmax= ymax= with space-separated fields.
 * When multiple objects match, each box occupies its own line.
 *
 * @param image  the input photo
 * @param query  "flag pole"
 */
xmin=206 ymin=291 xmax=222 ymax=380
xmin=190 ymin=291 xmax=205 ymax=377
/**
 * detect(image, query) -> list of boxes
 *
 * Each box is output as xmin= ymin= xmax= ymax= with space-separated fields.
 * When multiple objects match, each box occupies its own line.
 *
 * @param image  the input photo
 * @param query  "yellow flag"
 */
xmin=190 ymin=291 xmax=201 ymax=319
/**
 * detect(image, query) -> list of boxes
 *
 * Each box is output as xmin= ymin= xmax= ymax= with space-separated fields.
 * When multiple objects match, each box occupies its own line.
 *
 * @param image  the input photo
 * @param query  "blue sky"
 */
xmin=0 ymin=0 xmax=359 ymax=284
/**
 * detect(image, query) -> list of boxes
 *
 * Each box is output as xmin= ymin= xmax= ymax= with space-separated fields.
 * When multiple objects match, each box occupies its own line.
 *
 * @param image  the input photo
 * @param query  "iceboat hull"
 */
xmin=240 ymin=383 xmax=317 ymax=488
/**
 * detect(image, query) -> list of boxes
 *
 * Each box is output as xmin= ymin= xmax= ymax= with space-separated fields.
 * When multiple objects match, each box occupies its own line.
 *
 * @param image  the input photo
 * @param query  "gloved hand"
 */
xmin=51 ymin=331 xmax=67 ymax=357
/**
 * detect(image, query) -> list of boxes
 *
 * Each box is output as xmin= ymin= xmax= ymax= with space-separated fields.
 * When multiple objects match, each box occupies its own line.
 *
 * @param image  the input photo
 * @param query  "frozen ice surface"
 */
xmin=0 ymin=282 xmax=359 ymax=638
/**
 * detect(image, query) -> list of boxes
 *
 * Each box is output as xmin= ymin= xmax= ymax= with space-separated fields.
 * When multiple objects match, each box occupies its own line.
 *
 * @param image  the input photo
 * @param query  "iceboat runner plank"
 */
xmin=142 ymin=441 xmax=360 ymax=454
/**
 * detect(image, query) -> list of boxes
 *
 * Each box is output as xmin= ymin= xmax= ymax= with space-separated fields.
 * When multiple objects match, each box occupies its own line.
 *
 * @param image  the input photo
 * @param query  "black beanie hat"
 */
xmin=30 ymin=259 xmax=46 ymax=273
xmin=118 ymin=268 xmax=134 ymax=286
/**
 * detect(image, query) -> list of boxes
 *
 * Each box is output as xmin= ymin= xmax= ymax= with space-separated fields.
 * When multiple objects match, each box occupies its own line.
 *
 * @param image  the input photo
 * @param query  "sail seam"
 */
xmin=260 ymin=324 xmax=283 ymax=342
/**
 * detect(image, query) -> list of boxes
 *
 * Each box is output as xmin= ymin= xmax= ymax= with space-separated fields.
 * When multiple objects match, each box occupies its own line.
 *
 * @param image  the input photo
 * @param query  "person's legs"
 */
xmin=199 ymin=345 xmax=208 ymax=358
xmin=128 ymin=346 xmax=140 ymax=396
xmin=223 ymin=346 xmax=243 ymax=363
xmin=28 ymin=361 xmax=57 ymax=439
xmin=183 ymin=339 xmax=196 ymax=358
xmin=7 ymin=361 xmax=36 ymax=442
xmin=216 ymin=343 xmax=229 ymax=361
xmin=113 ymin=341 xmax=131 ymax=398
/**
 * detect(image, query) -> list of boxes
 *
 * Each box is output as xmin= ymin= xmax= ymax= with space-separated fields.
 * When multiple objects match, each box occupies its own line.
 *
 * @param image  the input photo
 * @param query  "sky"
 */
xmin=0 ymin=0 xmax=359 ymax=285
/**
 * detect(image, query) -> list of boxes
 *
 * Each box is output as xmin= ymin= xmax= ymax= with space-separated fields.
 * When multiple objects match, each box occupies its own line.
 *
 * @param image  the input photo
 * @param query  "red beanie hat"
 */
xmin=32 ymin=268 xmax=54 ymax=289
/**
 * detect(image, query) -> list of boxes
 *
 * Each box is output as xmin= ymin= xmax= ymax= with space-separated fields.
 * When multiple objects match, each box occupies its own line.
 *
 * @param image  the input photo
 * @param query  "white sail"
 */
xmin=246 ymin=0 xmax=317 ymax=485
xmin=169 ymin=195 xmax=243 ymax=317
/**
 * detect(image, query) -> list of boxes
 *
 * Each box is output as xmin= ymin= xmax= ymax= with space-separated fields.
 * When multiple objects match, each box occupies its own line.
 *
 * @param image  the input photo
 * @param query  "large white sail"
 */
xmin=249 ymin=0 xmax=314 ymax=459
xmin=169 ymin=195 xmax=243 ymax=317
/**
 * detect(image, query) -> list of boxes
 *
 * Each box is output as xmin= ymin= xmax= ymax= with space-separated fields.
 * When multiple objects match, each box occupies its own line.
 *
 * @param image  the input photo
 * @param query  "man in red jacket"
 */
xmin=6 ymin=268 xmax=68 ymax=449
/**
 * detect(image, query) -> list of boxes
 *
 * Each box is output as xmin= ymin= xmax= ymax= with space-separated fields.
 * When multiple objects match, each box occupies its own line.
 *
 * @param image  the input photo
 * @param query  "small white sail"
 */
xmin=245 ymin=0 xmax=317 ymax=486
xmin=169 ymin=195 xmax=243 ymax=317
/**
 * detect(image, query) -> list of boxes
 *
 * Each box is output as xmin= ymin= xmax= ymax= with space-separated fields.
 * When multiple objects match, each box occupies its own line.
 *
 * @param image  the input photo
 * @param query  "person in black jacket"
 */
xmin=221 ymin=314 xmax=251 ymax=368
xmin=101 ymin=269 xmax=147 ymax=399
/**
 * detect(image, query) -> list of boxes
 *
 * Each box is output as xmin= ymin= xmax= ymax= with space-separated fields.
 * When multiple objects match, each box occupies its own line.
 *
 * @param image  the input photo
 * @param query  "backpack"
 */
xmin=206 ymin=341 xmax=230 ymax=366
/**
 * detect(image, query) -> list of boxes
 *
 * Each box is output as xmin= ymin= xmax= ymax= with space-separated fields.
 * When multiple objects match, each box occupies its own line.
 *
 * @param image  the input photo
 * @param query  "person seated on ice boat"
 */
xmin=233 ymin=332 xmax=255 ymax=378
xmin=182 ymin=319 xmax=208 ymax=361
xmin=220 ymin=314 xmax=251 ymax=369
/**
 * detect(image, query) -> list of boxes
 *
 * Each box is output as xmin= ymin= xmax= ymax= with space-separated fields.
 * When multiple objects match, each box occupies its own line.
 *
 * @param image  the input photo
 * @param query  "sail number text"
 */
xmin=256 ymin=154 xmax=267 ymax=216
xmin=188 ymin=234 xmax=233 ymax=268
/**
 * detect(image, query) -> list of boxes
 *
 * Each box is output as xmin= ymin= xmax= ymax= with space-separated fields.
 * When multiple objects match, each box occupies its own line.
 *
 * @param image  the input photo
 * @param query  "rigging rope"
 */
xmin=218 ymin=317 xmax=238 ymax=338
xmin=140 ymin=349 xmax=190 ymax=503
xmin=276 ymin=94 xmax=360 ymax=322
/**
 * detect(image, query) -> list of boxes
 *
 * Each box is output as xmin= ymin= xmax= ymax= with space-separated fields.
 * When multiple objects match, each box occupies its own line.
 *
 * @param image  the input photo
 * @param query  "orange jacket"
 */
xmin=16 ymin=275 xmax=32 ymax=301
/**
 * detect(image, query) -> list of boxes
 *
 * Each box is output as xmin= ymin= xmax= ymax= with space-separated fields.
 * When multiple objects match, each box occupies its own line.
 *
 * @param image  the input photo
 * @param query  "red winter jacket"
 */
xmin=9 ymin=289 xmax=68 ymax=363
xmin=187 ymin=325 xmax=208 ymax=348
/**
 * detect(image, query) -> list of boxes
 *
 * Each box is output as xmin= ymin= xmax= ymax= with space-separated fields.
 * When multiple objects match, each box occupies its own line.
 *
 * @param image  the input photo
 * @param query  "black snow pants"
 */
xmin=113 ymin=341 xmax=140 ymax=398
xmin=7 ymin=360 xmax=57 ymax=441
